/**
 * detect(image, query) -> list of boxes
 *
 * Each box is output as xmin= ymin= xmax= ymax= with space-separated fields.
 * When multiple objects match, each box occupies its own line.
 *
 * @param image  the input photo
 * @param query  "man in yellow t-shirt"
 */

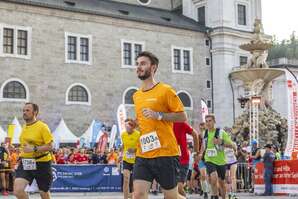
xmin=121 ymin=118 xmax=140 ymax=199
xmin=133 ymin=51 xmax=187 ymax=199
xmin=14 ymin=103 xmax=54 ymax=199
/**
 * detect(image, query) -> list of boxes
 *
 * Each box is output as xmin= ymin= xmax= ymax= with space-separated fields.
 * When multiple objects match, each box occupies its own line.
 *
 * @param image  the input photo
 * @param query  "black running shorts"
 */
xmin=133 ymin=156 xmax=179 ymax=190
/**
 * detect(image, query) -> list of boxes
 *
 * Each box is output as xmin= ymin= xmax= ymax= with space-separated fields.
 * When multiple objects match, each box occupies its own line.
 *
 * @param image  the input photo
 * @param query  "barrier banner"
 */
xmin=254 ymin=160 xmax=298 ymax=194
xmin=51 ymin=164 xmax=122 ymax=192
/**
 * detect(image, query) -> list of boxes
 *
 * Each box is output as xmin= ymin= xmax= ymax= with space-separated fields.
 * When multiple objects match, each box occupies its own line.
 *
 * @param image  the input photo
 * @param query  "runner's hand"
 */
xmin=213 ymin=138 xmax=222 ymax=145
xmin=23 ymin=144 xmax=34 ymax=153
xmin=142 ymin=108 xmax=159 ymax=119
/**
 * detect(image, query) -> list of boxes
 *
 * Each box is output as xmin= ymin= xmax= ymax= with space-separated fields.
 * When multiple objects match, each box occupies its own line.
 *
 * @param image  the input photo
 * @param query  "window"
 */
xmin=205 ymin=39 xmax=209 ymax=46
xmin=66 ymin=83 xmax=91 ymax=105
xmin=138 ymin=0 xmax=151 ymax=5
xmin=237 ymin=4 xmax=247 ymax=25
xmin=172 ymin=46 xmax=193 ymax=74
xmin=177 ymin=91 xmax=193 ymax=110
xmin=197 ymin=6 xmax=206 ymax=26
xmin=0 ymin=78 xmax=29 ymax=102
xmin=123 ymin=87 xmax=138 ymax=105
xmin=240 ymin=56 xmax=248 ymax=66
xmin=206 ymin=58 xmax=210 ymax=66
xmin=206 ymin=80 xmax=211 ymax=89
xmin=207 ymin=100 xmax=212 ymax=108
xmin=0 ymin=24 xmax=31 ymax=59
xmin=65 ymin=32 xmax=92 ymax=65
xmin=121 ymin=40 xmax=144 ymax=68
xmin=3 ymin=28 xmax=13 ymax=54
xmin=3 ymin=81 xmax=26 ymax=99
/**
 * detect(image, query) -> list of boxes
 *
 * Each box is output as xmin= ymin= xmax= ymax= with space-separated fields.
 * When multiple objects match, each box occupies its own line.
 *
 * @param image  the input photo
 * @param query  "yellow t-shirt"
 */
xmin=19 ymin=120 xmax=53 ymax=162
xmin=121 ymin=130 xmax=140 ymax=164
xmin=133 ymin=82 xmax=184 ymax=158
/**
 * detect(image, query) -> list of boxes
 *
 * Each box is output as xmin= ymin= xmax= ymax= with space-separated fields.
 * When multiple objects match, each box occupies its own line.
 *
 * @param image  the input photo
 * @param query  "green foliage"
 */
xmin=268 ymin=31 xmax=298 ymax=60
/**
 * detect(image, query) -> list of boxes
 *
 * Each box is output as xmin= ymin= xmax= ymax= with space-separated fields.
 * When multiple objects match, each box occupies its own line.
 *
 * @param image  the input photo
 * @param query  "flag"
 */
xmin=117 ymin=104 xmax=127 ymax=135
xmin=201 ymin=99 xmax=209 ymax=122
xmin=109 ymin=125 xmax=118 ymax=150
xmin=91 ymin=120 xmax=102 ymax=147
xmin=7 ymin=124 xmax=15 ymax=140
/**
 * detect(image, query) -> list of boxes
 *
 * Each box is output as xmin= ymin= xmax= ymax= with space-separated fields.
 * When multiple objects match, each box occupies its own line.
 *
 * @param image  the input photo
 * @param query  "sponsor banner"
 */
xmin=285 ymin=72 xmax=298 ymax=159
xmin=109 ymin=125 xmax=118 ymax=150
xmin=117 ymin=104 xmax=127 ymax=136
xmin=255 ymin=160 xmax=298 ymax=194
xmin=201 ymin=99 xmax=209 ymax=122
xmin=51 ymin=164 xmax=122 ymax=192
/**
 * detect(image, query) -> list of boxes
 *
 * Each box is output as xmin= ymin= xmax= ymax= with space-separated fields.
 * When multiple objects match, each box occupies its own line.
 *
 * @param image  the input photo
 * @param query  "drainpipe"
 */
xmin=206 ymin=28 xmax=214 ymax=112
xmin=228 ymin=74 xmax=236 ymax=123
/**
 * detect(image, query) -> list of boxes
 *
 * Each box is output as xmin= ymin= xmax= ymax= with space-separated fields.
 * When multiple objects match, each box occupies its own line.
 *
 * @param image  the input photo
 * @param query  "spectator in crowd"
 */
xmin=98 ymin=151 xmax=108 ymax=164
xmin=55 ymin=149 xmax=66 ymax=164
xmin=262 ymin=144 xmax=275 ymax=196
xmin=272 ymin=145 xmax=281 ymax=160
xmin=77 ymin=149 xmax=89 ymax=164
xmin=250 ymin=140 xmax=261 ymax=193
xmin=107 ymin=148 xmax=118 ymax=165
xmin=0 ymin=143 xmax=9 ymax=196
xmin=90 ymin=149 xmax=100 ymax=164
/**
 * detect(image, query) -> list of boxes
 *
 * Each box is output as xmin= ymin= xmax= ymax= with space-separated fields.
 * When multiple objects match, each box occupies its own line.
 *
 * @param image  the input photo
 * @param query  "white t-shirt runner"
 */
xmin=224 ymin=148 xmax=237 ymax=164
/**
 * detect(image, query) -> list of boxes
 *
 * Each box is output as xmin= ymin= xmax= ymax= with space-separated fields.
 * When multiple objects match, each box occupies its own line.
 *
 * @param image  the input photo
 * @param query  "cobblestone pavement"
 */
xmin=5 ymin=192 xmax=297 ymax=199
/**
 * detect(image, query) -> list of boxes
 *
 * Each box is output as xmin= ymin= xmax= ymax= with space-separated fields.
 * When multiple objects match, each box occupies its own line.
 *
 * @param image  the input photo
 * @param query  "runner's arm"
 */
xmin=191 ymin=129 xmax=199 ymax=153
xmin=142 ymin=108 xmax=187 ymax=122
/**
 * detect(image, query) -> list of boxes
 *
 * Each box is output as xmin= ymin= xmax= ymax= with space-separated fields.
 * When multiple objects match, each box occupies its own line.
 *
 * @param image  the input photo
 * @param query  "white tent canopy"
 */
xmin=0 ymin=126 xmax=7 ymax=143
xmin=53 ymin=118 xmax=78 ymax=144
xmin=12 ymin=117 xmax=22 ymax=144
xmin=80 ymin=119 xmax=95 ymax=143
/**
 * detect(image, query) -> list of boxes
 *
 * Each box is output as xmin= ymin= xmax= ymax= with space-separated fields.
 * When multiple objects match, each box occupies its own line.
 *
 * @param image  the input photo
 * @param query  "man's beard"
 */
xmin=138 ymin=69 xmax=151 ymax=80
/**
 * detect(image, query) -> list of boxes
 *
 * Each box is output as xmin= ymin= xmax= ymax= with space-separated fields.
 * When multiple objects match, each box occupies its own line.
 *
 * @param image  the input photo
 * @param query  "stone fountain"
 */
xmin=230 ymin=19 xmax=287 ymax=147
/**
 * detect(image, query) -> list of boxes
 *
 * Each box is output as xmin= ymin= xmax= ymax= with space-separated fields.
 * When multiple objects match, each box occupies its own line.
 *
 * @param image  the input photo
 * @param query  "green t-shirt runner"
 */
xmin=204 ymin=129 xmax=232 ymax=166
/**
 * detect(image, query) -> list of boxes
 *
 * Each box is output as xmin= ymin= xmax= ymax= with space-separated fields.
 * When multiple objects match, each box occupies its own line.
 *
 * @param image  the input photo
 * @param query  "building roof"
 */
xmin=3 ymin=0 xmax=207 ymax=32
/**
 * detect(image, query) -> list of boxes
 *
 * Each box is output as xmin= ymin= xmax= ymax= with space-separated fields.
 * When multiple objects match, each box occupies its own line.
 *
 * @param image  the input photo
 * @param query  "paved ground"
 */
xmin=4 ymin=192 xmax=297 ymax=198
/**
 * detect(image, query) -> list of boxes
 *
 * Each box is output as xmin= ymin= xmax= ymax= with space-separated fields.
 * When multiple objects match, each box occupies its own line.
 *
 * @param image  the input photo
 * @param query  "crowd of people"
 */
xmin=0 ymin=51 xmax=285 ymax=199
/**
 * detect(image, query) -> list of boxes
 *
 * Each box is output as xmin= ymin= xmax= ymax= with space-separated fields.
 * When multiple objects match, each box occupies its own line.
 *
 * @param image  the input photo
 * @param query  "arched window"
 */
xmin=123 ymin=87 xmax=138 ymax=105
xmin=177 ymin=90 xmax=193 ymax=110
xmin=0 ymin=78 xmax=29 ymax=102
xmin=66 ymin=83 xmax=91 ymax=105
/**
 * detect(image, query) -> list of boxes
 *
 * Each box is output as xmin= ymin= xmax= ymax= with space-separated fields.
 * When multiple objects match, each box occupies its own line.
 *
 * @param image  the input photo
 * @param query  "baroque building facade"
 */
xmin=0 ymin=0 xmax=261 ymax=135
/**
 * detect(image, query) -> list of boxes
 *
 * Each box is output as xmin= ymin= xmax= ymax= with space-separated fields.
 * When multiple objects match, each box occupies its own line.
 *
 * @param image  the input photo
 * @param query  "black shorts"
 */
xmin=16 ymin=160 xmax=53 ymax=192
xmin=205 ymin=162 xmax=226 ymax=180
xmin=187 ymin=169 xmax=192 ymax=181
xmin=177 ymin=163 xmax=189 ymax=183
xmin=133 ymin=156 xmax=179 ymax=190
xmin=123 ymin=161 xmax=134 ymax=172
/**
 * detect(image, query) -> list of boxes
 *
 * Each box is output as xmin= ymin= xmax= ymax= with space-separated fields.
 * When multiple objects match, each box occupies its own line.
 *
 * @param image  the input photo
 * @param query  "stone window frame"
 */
xmin=65 ymin=83 xmax=91 ymax=106
xmin=121 ymin=39 xmax=145 ymax=69
xmin=206 ymin=80 xmax=211 ymax=89
xmin=171 ymin=46 xmax=193 ymax=74
xmin=207 ymin=99 xmax=212 ymax=108
xmin=177 ymin=90 xmax=193 ymax=110
xmin=0 ymin=78 xmax=29 ymax=102
xmin=122 ymin=86 xmax=138 ymax=107
xmin=0 ymin=24 xmax=32 ymax=59
xmin=235 ymin=1 xmax=251 ymax=30
xmin=65 ymin=32 xmax=92 ymax=65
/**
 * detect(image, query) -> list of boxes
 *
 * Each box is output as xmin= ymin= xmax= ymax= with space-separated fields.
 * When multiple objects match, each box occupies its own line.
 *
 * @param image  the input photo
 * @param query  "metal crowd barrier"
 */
xmin=236 ymin=162 xmax=252 ymax=192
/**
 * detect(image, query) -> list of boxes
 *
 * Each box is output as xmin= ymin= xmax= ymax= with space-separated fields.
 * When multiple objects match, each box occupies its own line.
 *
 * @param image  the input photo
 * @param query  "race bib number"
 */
xmin=206 ymin=149 xmax=217 ymax=157
xmin=140 ymin=131 xmax=161 ymax=153
xmin=126 ymin=151 xmax=135 ymax=159
xmin=22 ymin=159 xmax=36 ymax=171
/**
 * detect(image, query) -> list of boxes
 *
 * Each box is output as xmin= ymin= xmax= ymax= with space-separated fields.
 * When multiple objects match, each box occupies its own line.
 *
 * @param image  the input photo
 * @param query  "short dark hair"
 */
xmin=205 ymin=114 xmax=216 ymax=122
xmin=136 ymin=51 xmax=159 ymax=68
xmin=25 ymin=102 xmax=39 ymax=115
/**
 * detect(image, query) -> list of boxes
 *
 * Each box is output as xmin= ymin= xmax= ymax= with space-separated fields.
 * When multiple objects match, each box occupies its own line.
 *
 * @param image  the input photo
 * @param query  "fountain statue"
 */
xmin=230 ymin=19 xmax=287 ymax=147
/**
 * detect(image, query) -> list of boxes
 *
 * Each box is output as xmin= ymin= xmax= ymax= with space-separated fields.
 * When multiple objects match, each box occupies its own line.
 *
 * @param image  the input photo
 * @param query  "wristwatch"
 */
xmin=157 ymin=112 xmax=163 ymax=120
xmin=33 ymin=146 xmax=38 ymax=152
